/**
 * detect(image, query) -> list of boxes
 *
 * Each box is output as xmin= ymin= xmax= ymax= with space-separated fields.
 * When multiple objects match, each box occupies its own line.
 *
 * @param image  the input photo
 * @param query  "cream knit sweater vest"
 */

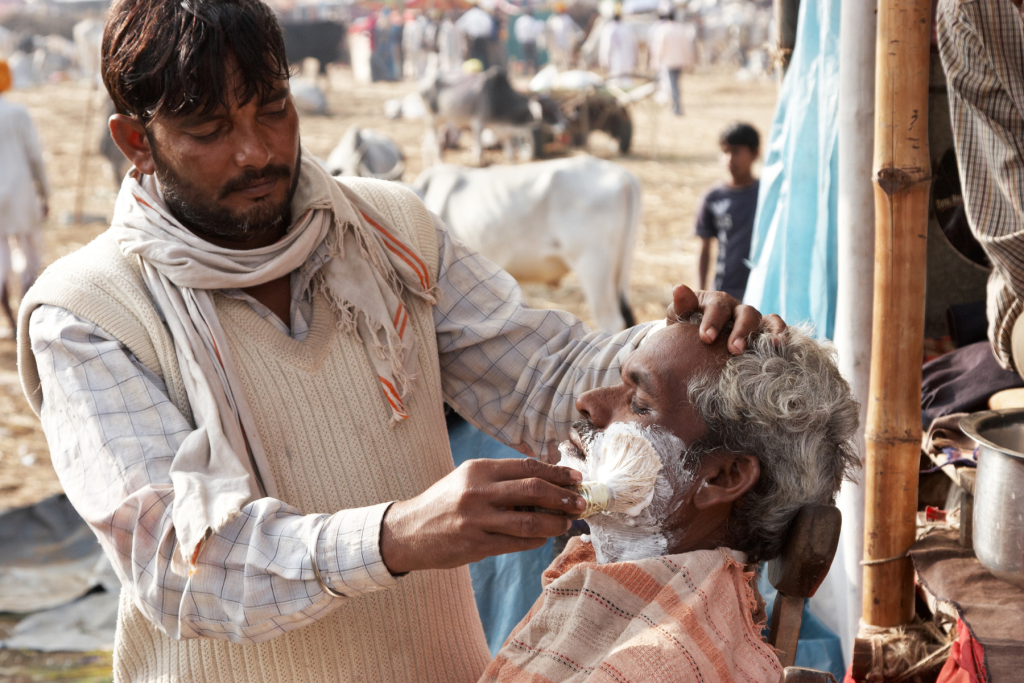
xmin=18 ymin=179 xmax=491 ymax=683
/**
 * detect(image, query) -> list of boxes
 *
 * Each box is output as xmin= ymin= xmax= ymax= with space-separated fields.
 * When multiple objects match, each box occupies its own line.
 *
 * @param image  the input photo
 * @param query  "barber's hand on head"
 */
xmin=666 ymin=284 xmax=786 ymax=354
xmin=380 ymin=458 xmax=586 ymax=575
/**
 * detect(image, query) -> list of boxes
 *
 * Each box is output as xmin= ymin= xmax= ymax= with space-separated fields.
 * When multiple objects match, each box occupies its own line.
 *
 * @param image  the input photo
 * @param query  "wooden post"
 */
xmin=773 ymin=0 xmax=800 ymax=77
xmin=830 ymin=0 xmax=878 ymax=655
xmin=860 ymin=0 xmax=931 ymax=633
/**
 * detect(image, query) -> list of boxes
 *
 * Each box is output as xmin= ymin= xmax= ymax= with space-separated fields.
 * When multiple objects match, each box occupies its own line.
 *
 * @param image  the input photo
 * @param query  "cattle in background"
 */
xmin=420 ymin=67 xmax=546 ymax=166
xmin=280 ymin=21 xmax=345 ymax=79
xmin=289 ymin=77 xmax=328 ymax=115
xmin=326 ymin=126 xmax=405 ymax=181
xmin=413 ymin=156 xmax=640 ymax=332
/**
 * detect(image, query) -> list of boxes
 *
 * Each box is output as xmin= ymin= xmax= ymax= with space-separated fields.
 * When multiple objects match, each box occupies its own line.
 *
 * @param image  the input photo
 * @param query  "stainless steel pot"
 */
xmin=960 ymin=409 xmax=1024 ymax=587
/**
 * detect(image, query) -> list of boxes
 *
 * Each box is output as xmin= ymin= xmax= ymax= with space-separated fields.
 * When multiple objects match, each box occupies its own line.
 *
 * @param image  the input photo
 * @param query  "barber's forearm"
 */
xmin=53 ymin=479 xmax=353 ymax=644
xmin=433 ymin=221 xmax=652 ymax=457
xmin=111 ymin=492 xmax=407 ymax=644
xmin=440 ymin=311 xmax=653 ymax=458
xmin=81 ymin=482 xmax=400 ymax=643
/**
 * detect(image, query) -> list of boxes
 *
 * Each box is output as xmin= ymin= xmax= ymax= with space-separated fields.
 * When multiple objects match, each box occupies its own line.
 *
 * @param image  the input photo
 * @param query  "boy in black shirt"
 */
xmin=696 ymin=123 xmax=760 ymax=301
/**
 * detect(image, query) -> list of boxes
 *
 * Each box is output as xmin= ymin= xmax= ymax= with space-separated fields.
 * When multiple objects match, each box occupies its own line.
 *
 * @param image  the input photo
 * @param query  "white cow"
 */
xmin=289 ymin=77 xmax=328 ymax=115
xmin=326 ymin=126 xmax=405 ymax=180
xmin=413 ymin=155 xmax=640 ymax=332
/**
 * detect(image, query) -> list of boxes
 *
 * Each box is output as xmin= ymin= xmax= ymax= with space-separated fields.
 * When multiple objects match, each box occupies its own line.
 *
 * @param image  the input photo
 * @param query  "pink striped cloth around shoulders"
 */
xmin=480 ymin=536 xmax=782 ymax=683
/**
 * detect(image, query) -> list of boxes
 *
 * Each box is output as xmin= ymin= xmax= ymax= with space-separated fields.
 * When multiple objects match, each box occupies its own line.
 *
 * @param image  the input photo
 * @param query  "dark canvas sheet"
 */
xmin=911 ymin=529 xmax=1024 ymax=682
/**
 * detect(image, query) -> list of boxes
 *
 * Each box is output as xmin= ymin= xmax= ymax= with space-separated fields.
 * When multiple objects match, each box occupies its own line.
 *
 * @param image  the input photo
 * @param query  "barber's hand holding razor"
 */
xmin=380 ymin=458 xmax=585 ymax=574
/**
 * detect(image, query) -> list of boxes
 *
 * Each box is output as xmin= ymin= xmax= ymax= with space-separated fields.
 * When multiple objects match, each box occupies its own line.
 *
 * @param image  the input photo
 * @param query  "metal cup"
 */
xmin=961 ymin=409 xmax=1024 ymax=587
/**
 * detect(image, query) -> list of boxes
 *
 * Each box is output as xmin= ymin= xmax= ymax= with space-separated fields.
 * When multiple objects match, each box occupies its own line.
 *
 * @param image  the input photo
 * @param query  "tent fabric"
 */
xmin=743 ymin=0 xmax=841 ymax=340
xmin=0 ymin=494 xmax=115 ymax=614
xmin=1 ymin=590 xmax=120 ymax=652
xmin=447 ymin=414 xmax=555 ymax=655
xmin=0 ymin=495 xmax=121 ymax=652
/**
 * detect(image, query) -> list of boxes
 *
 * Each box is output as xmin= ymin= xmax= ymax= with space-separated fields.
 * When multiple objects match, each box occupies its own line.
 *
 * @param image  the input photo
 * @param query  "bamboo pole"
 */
xmin=828 ymin=0 xmax=877 ymax=658
xmin=860 ymin=0 xmax=931 ymax=630
xmin=772 ymin=0 xmax=800 ymax=78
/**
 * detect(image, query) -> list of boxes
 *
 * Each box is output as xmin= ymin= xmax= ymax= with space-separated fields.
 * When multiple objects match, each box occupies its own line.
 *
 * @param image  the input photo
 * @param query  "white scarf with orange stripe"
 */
xmin=109 ymin=150 xmax=436 ymax=570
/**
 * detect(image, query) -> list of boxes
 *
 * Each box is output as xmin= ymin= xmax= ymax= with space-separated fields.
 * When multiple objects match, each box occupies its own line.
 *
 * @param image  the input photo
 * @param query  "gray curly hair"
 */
xmin=683 ymin=316 xmax=860 ymax=562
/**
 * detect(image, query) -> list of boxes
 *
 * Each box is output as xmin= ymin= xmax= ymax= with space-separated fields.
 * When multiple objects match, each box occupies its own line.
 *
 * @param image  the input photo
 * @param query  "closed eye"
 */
xmin=190 ymin=128 xmax=222 ymax=142
xmin=262 ymin=104 xmax=289 ymax=120
xmin=630 ymin=397 xmax=651 ymax=415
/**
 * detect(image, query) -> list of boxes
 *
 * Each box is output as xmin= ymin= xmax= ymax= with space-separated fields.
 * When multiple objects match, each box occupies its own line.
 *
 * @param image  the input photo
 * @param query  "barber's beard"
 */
xmin=152 ymin=145 xmax=302 ymax=244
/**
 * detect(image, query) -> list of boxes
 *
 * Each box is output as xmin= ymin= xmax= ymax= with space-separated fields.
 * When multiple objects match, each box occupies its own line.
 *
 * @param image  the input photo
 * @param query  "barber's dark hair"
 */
xmin=719 ymin=122 xmax=760 ymax=152
xmin=102 ymin=0 xmax=290 ymax=122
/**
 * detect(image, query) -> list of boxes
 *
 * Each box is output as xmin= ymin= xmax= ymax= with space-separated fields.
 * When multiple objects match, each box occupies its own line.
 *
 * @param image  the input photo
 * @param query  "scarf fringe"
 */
xmin=330 ymin=215 xmax=440 ymax=307
xmin=374 ymin=323 xmax=417 ymax=395
xmin=333 ymin=216 xmax=408 ymax=296
xmin=318 ymin=214 xmax=434 ymax=399
xmin=314 ymin=275 xmax=417 ymax=396
xmin=311 ymin=272 xmax=360 ymax=334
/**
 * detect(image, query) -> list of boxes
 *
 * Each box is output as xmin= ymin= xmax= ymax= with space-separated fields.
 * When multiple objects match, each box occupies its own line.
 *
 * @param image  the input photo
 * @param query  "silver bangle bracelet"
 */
xmin=309 ymin=515 xmax=347 ymax=598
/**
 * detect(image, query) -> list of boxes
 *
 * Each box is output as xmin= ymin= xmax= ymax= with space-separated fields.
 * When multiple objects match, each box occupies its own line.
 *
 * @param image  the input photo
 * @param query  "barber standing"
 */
xmin=19 ymin=1 xmax=780 ymax=682
xmin=938 ymin=0 xmax=1024 ymax=374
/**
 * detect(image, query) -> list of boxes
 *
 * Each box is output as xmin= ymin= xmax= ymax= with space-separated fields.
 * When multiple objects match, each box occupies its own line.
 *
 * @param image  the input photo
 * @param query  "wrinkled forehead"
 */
xmin=619 ymin=322 xmax=728 ymax=443
xmin=636 ymin=321 xmax=730 ymax=376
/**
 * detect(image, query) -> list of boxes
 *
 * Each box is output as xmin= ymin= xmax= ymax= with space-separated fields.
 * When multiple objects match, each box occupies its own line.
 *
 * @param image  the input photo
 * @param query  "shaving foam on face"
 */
xmin=558 ymin=422 xmax=686 ymax=563
xmin=557 ymin=422 xmax=662 ymax=517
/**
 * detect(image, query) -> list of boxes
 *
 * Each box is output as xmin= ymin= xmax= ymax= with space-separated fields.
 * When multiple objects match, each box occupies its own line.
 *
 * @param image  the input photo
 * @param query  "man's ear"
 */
xmin=692 ymin=453 xmax=759 ymax=510
xmin=109 ymin=114 xmax=156 ymax=176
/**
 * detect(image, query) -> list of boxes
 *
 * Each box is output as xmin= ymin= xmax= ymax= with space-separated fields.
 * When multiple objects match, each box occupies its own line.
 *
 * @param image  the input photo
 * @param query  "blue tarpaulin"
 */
xmin=743 ymin=0 xmax=842 ymax=340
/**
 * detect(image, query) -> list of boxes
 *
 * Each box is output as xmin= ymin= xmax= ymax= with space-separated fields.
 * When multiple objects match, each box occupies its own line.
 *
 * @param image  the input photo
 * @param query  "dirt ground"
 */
xmin=0 ymin=66 xmax=775 ymax=679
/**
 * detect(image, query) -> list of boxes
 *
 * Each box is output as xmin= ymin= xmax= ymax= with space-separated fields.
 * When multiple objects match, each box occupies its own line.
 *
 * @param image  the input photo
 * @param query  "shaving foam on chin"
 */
xmin=558 ymin=423 xmax=664 ymax=518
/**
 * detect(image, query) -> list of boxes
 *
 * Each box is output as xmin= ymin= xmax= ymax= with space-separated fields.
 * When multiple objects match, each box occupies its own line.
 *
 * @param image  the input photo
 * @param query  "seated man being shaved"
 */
xmin=481 ymin=316 xmax=860 ymax=683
